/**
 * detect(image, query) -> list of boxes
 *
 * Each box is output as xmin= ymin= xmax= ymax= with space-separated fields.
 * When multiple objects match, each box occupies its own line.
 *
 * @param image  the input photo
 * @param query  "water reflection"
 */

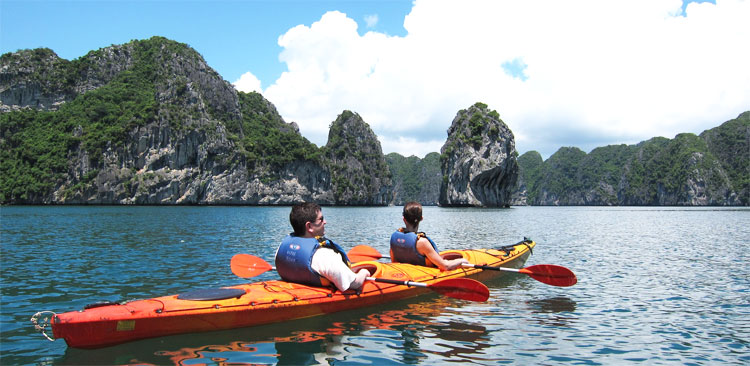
xmin=526 ymin=296 xmax=578 ymax=328
xmin=154 ymin=340 xmax=326 ymax=365
xmin=527 ymin=296 xmax=577 ymax=313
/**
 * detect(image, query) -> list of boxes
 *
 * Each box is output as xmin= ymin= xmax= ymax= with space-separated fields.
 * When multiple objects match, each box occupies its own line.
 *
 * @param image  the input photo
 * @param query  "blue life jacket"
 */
xmin=275 ymin=235 xmax=350 ymax=287
xmin=389 ymin=228 xmax=439 ymax=267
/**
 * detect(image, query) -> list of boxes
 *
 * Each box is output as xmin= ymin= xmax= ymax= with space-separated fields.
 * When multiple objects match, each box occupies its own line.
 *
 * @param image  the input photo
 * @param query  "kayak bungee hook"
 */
xmin=520 ymin=237 xmax=534 ymax=255
xmin=497 ymin=237 xmax=533 ymax=255
xmin=496 ymin=245 xmax=515 ymax=256
xmin=30 ymin=311 xmax=57 ymax=342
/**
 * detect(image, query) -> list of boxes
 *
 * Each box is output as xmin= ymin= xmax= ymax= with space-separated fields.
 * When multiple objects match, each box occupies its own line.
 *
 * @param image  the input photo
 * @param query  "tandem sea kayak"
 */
xmin=32 ymin=239 xmax=545 ymax=349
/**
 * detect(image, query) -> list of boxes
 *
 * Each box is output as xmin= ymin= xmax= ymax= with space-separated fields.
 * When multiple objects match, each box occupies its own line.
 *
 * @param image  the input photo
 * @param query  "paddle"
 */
xmin=462 ymin=263 xmax=577 ymax=287
xmin=230 ymin=253 xmax=275 ymax=278
xmin=347 ymin=245 xmax=577 ymax=287
xmin=347 ymin=244 xmax=390 ymax=263
xmin=367 ymin=277 xmax=489 ymax=302
xmin=230 ymin=254 xmax=490 ymax=302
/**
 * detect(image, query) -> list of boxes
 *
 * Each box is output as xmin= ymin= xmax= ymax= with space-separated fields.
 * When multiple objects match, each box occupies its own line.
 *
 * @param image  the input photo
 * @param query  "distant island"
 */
xmin=1 ymin=37 xmax=747 ymax=206
xmin=514 ymin=112 xmax=748 ymax=206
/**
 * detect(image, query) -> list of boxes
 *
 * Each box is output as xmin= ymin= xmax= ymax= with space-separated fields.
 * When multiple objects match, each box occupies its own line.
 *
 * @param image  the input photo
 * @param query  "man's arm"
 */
xmin=312 ymin=248 xmax=370 ymax=291
xmin=349 ymin=268 xmax=370 ymax=290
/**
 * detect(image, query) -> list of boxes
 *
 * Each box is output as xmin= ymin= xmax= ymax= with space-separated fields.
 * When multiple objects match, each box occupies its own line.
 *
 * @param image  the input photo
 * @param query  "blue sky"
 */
xmin=1 ymin=1 xmax=412 ymax=88
xmin=2 ymin=0 xmax=747 ymax=159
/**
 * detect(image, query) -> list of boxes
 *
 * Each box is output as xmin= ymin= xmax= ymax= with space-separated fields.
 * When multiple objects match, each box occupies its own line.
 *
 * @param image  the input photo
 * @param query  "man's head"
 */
xmin=403 ymin=201 xmax=423 ymax=227
xmin=290 ymin=202 xmax=326 ymax=237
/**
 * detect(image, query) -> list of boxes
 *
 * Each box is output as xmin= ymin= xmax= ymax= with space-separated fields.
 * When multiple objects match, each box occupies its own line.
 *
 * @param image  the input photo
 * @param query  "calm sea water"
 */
xmin=1 ymin=206 xmax=748 ymax=365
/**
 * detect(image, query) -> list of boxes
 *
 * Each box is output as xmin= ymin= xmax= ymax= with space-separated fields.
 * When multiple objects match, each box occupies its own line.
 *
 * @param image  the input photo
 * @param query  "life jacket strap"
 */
xmin=316 ymin=236 xmax=351 ymax=266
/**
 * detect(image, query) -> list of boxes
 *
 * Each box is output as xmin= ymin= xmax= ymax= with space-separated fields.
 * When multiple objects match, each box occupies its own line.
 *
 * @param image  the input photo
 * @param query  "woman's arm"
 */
xmin=417 ymin=238 xmax=468 ymax=271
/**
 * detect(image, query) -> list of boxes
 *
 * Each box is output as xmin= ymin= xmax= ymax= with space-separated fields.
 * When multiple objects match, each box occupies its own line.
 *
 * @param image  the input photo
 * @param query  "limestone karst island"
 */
xmin=1 ymin=37 xmax=747 ymax=206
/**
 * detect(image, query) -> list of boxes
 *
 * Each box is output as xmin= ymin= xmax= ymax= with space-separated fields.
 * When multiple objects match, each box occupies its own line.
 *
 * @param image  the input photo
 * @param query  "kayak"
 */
xmin=34 ymin=239 xmax=536 ymax=349
xmin=32 ymin=239 xmax=536 ymax=349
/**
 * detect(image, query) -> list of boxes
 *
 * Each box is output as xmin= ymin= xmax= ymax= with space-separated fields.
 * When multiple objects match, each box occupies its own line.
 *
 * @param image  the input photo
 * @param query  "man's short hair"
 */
xmin=290 ymin=202 xmax=321 ymax=236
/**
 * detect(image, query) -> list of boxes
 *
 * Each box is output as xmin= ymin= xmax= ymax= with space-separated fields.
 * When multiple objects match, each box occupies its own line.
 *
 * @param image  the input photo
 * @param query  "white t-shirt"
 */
xmin=311 ymin=247 xmax=357 ymax=291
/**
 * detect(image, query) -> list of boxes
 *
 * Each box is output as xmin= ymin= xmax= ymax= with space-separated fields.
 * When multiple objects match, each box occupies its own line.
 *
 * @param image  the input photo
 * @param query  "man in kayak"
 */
xmin=390 ymin=201 xmax=468 ymax=271
xmin=276 ymin=202 xmax=371 ymax=292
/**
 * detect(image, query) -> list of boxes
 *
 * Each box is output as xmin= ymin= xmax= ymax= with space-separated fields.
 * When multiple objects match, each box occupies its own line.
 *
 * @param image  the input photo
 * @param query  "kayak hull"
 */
xmin=50 ymin=240 xmax=534 ymax=348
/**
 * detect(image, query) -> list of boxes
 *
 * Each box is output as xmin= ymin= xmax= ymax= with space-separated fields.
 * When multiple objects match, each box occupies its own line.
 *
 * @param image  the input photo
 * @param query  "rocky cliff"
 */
xmin=0 ymin=37 xmax=388 ymax=205
xmin=439 ymin=102 xmax=518 ymax=207
xmin=4 ymin=37 xmax=744 ymax=207
xmin=385 ymin=111 xmax=747 ymax=207
xmin=517 ymin=112 xmax=749 ymax=206
xmin=0 ymin=48 xmax=74 ymax=112
xmin=323 ymin=111 xmax=392 ymax=205
xmin=386 ymin=152 xmax=441 ymax=205
xmin=700 ymin=111 xmax=750 ymax=203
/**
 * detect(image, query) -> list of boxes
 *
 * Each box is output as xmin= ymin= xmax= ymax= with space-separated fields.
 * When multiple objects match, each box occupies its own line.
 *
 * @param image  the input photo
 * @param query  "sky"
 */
xmin=2 ymin=0 xmax=748 ymax=159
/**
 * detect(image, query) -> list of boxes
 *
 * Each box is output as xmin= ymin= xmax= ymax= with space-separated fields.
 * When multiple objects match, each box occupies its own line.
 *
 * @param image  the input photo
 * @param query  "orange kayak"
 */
xmin=34 ymin=240 xmax=535 ymax=349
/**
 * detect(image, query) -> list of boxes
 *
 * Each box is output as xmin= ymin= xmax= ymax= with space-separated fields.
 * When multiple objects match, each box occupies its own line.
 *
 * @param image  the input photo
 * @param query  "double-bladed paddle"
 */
xmin=346 ymin=245 xmax=577 ymax=287
xmin=230 ymin=253 xmax=489 ymax=302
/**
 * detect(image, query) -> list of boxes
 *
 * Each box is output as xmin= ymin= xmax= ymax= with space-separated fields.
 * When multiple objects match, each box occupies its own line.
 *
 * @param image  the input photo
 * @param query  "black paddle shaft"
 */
xmin=367 ymin=277 xmax=428 ymax=288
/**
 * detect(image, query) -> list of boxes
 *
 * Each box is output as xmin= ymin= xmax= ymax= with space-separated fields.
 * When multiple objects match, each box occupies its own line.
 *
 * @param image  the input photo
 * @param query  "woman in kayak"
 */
xmin=276 ymin=202 xmax=370 ymax=292
xmin=390 ymin=201 xmax=468 ymax=271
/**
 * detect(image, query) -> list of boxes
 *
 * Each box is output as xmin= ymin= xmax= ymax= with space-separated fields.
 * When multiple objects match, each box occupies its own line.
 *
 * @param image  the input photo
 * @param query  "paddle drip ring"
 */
xmin=30 ymin=311 xmax=57 ymax=342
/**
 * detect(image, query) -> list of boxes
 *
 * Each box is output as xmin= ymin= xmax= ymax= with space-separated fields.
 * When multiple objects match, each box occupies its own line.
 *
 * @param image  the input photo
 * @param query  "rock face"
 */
xmin=386 ymin=152 xmax=441 ymax=205
xmin=6 ymin=38 xmax=744 ymax=207
xmin=516 ymin=112 xmax=749 ymax=206
xmin=0 ymin=48 xmax=75 ymax=112
xmin=699 ymin=111 xmax=749 ymax=205
xmin=323 ymin=111 xmax=392 ymax=205
xmin=510 ymin=151 xmax=543 ymax=206
xmin=0 ymin=37 xmax=387 ymax=205
xmin=439 ymin=103 xmax=519 ymax=207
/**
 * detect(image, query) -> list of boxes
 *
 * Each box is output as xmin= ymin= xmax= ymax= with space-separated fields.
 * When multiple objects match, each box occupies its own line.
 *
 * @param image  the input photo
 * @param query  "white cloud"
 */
xmin=233 ymin=71 xmax=262 ymax=93
xmin=380 ymin=136 xmax=445 ymax=159
xmin=364 ymin=14 xmax=378 ymax=28
xmin=261 ymin=0 xmax=750 ymax=159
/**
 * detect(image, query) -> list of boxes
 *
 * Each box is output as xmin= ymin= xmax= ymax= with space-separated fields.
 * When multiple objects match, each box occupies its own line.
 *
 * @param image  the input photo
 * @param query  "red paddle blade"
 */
xmin=520 ymin=264 xmax=577 ymax=287
xmin=230 ymin=254 xmax=274 ymax=278
xmin=347 ymin=245 xmax=384 ymax=260
xmin=428 ymin=278 xmax=490 ymax=302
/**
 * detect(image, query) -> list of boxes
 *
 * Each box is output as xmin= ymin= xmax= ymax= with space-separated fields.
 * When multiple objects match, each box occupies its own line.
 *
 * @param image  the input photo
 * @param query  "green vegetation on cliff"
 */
xmin=322 ymin=110 xmax=392 ymax=204
xmin=386 ymin=152 xmax=441 ymax=204
xmin=2 ymin=37 xmax=746 ymax=206
xmin=441 ymin=102 xmax=504 ymax=157
xmin=0 ymin=38 xmax=322 ymax=203
xmin=0 ymin=48 xmax=73 ymax=95
xmin=230 ymin=91 xmax=320 ymax=171
xmin=700 ymin=112 xmax=750 ymax=200
xmin=1 ymin=40 xmax=164 ymax=202
xmin=539 ymin=147 xmax=588 ymax=202
xmin=516 ymin=151 xmax=543 ymax=203
xmin=1 ymin=108 xmax=68 ymax=201
xmin=518 ymin=113 xmax=748 ymax=205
